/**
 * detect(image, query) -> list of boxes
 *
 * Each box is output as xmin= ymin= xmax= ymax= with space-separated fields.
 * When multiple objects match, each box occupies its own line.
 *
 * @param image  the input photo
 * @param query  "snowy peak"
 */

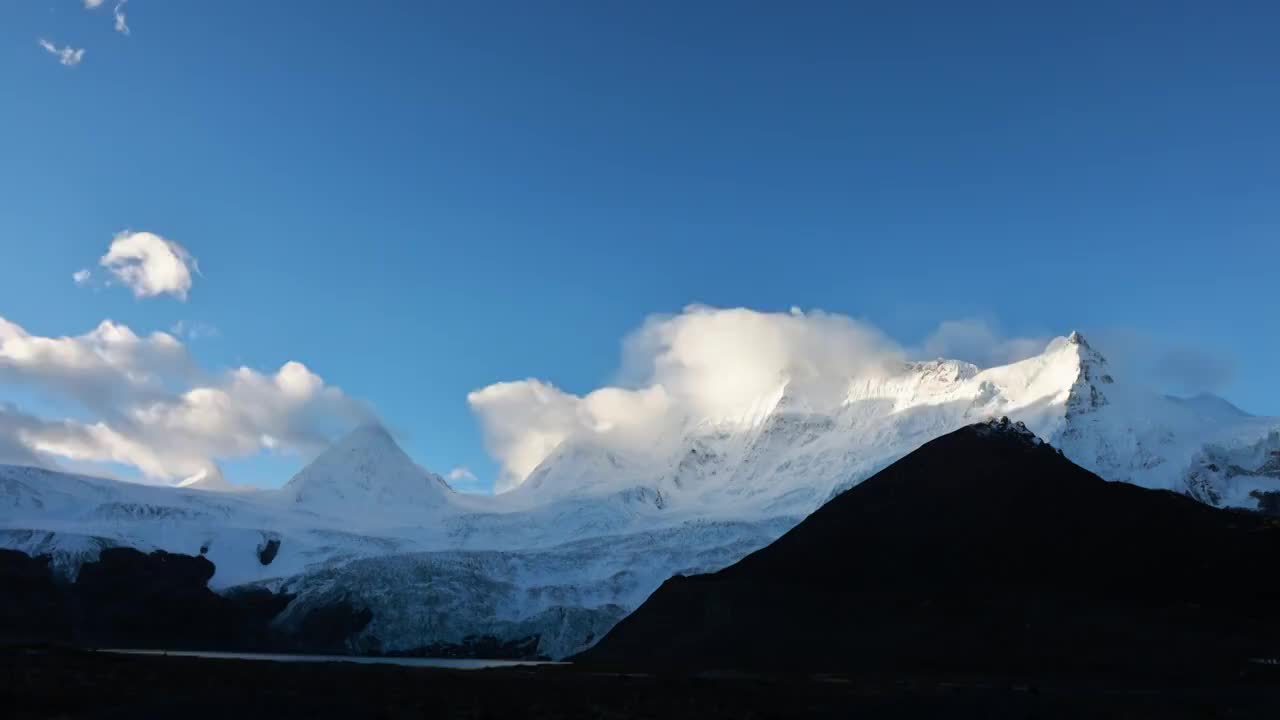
xmin=1058 ymin=331 xmax=1113 ymax=414
xmin=284 ymin=424 xmax=452 ymax=515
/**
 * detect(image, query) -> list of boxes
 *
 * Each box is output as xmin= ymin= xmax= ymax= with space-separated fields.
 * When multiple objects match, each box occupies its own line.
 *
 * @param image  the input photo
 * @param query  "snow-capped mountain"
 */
xmin=511 ymin=331 xmax=1278 ymax=520
xmin=2 ymin=333 xmax=1277 ymax=657
xmin=282 ymin=424 xmax=454 ymax=522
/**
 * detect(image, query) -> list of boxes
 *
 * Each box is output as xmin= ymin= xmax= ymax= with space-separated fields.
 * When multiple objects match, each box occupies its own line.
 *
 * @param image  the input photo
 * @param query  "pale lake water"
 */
xmin=100 ymin=649 xmax=562 ymax=669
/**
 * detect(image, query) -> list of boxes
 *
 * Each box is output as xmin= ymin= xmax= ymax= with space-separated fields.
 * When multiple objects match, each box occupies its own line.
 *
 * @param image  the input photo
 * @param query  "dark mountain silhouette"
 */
xmin=577 ymin=418 xmax=1280 ymax=674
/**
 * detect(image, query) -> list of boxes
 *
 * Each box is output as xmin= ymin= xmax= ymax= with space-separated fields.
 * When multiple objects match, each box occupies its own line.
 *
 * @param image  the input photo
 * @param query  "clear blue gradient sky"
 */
xmin=2 ymin=1 xmax=1277 ymax=489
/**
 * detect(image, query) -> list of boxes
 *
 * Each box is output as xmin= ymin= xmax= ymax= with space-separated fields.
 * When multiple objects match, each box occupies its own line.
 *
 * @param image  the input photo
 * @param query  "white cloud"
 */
xmin=0 ymin=314 xmax=373 ymax=484
xmin=38 ymin=39 xmax=85 ymax=67
xmin=0 ymin=315 xmax=194 ymax=414
xmin=72 ymin=269 xmax=92 ymax=286
xmin=447 ymin=467 xmax=476 ymax=482
xmin=85 ymin=0 xmax=106 ymax=8
xmin=114 ymin=1 xmax=129 ymax=35
xmin=920 ymin=318 xmax=1049 ymax=368
xmin=469 ymin=305 xmax=904 ymax=491
xmin=445 ymin=466 xmax=487 ymax=492
xmin=99 ymin=230 xmax=198 ymax=301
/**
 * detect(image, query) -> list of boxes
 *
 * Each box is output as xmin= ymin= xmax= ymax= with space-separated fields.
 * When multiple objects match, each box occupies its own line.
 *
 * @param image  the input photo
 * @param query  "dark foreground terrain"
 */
xmin=0 ymin=546 xmax=371 ymax=654
xmin=580 ymin=420 xmax=1280 ymax=675
xmin=4 ymin=646 xmax=1280 ymax=719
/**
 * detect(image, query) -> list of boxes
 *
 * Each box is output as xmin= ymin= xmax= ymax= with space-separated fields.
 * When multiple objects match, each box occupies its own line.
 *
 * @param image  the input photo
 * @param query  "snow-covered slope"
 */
xmin=2 ymin=334 xmax=1277 ymax=657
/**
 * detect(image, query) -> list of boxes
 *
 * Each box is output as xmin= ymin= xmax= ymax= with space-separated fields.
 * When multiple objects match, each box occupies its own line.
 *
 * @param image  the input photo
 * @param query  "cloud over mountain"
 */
xmin=469 ymin=305 xmax=905 ymax=492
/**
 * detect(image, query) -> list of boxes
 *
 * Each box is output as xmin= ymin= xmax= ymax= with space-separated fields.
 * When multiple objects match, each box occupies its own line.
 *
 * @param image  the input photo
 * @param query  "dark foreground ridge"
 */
xmin=577 ymin=418 xmax=1280 ymax=674
xmin=0 ymin=547 xmax=367 ymax=653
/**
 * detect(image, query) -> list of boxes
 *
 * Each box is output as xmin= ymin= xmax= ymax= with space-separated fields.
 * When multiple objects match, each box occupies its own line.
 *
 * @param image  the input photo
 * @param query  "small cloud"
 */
xmin=99 ymin=230 xmax=199 ymax=301
xmin=38 ymin=39 xmax=85 ymax=67
xmin=113 ymin=1 xmax=129 ymax=35
xmin=170 ymin=320 xmax=220 ymax=341
xmin=72 ymin=269 xmax=92 ymax=286
xmin=84 ymin=0 xmax=106 ymax=8
xmin=446 ymin=466 xmax=486 ymax=491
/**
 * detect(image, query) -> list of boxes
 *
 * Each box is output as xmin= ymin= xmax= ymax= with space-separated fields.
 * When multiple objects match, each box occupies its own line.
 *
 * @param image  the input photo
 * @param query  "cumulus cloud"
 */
xmin=469 ymin=305 xmax=903 ymax=491
xmin=113 ymin=1 xmax=129 ymax=35
xmin=0 ymin=314 xmax=373 ymax=484
xmin=920 ymin=318 xmax=1049 ymax=368
xmin=38 ymin=39 xmax=85 ymax=67
xmin=99 ymin=231 xmax=198 ymax=300
xmin=0 ymin=316 xmax=194 ymax=416
xmin=72 ymin=269 xmax=92 ymax=286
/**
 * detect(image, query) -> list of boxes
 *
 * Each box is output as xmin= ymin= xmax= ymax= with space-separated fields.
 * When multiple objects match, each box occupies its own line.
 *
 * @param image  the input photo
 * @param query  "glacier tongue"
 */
xmin=3 ymin=333 xmax=1279 ymax=658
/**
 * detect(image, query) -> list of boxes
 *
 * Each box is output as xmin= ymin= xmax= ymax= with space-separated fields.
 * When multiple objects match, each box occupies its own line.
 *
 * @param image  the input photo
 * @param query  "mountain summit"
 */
xmin=283 ymin=424 xmax=452 ymax=518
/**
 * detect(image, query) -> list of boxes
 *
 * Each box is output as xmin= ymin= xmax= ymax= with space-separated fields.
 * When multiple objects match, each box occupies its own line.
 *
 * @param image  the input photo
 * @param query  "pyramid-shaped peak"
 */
xmin=1058 ymin=331 xmax=1110 ymax=374
xmin=284 ymin=423 xmax=451 ymax=514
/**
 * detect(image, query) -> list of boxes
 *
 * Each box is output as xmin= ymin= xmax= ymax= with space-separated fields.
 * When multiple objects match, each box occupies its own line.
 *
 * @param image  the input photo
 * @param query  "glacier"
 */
xmin=2 ymin=332 xmax=1278 ymax=657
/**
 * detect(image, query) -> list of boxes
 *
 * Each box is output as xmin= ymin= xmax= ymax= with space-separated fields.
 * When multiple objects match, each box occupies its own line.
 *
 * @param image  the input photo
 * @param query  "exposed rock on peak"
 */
xmin=970 ymin=416 xmax=1044 ymax=446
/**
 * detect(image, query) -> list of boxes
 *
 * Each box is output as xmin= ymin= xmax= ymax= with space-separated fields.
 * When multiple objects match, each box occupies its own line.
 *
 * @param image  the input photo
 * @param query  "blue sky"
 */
xmin=1 ymin=1 xmax=1277 ymax=490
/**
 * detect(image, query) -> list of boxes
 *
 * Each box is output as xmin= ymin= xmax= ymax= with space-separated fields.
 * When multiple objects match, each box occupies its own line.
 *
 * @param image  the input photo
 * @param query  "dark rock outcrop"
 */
xmin=256 ymin=536 xmax=281 ymax=565
xmin=577 ymin=420 xmax=1280 ymax=674
xmin=0 ymin=549 xmax=73 ymax=644
xmin=0 ymin=547 xmax=374 ymax=653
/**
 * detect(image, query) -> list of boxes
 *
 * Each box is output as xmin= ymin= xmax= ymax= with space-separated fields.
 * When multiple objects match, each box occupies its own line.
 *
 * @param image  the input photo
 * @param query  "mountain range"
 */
xmin=2 ymin=332 xmax=1278 ymax=657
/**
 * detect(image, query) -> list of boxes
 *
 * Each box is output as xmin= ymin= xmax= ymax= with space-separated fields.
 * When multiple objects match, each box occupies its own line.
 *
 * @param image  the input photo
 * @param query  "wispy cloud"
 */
xmin=38 ymin=39 xmax=85 ymax=67
xmin=919 ymin=318 xmax=1049 ymax=368
xmin=72 ymin=269 xmax=92 ymax=286
xmin=113 ymin=1 xmax=130 ymax=35
xmin=169 ymin=320 xmax=220 ymax=341
xmin=84 ymin=0 xmax=106 ymax=8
